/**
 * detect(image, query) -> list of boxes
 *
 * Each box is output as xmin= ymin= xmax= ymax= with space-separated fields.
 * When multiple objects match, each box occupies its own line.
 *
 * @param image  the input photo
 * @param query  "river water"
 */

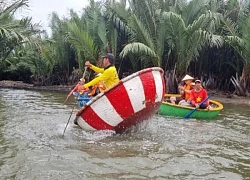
xmin=0 ymin=88 xmax=249 ymax=180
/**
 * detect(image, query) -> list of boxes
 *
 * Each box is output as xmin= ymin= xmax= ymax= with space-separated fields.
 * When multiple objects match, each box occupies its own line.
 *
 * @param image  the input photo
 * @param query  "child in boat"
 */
xmin=190 ymin=80 xmax=211 ymax=111
xmin=73 ymin=78 xmax=90 ymax=103
xmin=65 ymin=78 xmax=89 ymax=107
xmin=170 ymin=74 xmax=194 ymax=104
xmin=74 ymin=73 xmax=106 ymax=106
xmin=72 ymin=78 xmax=89 ymax=98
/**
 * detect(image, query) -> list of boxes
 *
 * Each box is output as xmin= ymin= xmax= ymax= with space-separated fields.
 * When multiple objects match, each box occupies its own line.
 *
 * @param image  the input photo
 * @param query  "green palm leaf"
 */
xmin=120 ymin=42 xmax=159 ymax=66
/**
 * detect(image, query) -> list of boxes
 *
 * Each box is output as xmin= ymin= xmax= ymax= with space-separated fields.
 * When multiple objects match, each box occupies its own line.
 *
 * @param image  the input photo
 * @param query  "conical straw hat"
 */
xmin=182 ymin=74 xmax=194 ymax=81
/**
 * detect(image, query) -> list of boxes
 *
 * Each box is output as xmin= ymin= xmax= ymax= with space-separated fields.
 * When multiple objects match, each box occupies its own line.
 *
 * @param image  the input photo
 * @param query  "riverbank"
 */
xmin=1 ymin=80 xmax=250 ymax=105
xmin=0 ymin=80 xmax=71 ymax=92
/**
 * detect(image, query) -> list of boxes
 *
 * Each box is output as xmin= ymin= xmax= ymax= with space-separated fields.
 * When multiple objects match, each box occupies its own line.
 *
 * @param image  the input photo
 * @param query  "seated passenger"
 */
xmin=72 ymin=78 xmax=88 ymax=97
xmin=170 ymin=74 xmax=194 ymax=104
xmin=190 ymin=80 xmax=210 ymax=110
xmin=178 ymin=82 xmax=195 ymax=106
xmin=74 ymin=73 xmax=106 ymax=107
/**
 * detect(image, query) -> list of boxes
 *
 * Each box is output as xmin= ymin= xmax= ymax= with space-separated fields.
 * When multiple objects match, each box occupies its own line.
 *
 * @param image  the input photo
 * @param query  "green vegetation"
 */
xmin=0 ymin=0 xmax=250 ymax=96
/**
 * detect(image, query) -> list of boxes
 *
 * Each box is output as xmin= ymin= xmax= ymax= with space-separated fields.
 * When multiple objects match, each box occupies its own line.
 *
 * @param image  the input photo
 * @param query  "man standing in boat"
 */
xmin=79 ymin=53 xmax=120 ymax=91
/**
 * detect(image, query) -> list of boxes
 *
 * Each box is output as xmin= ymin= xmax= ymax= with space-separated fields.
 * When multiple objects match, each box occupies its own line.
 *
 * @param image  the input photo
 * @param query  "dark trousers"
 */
xmin=199 ymin=104 xmax=208 ymax=109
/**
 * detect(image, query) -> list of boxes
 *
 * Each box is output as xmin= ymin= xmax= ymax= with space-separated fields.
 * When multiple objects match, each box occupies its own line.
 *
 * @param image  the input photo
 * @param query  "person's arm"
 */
xmin=89 ymin=64 xmax=104 ymax=73
xmin=203 ymin=89 xmax=209 ymax=106
xmin=83 ymin=69 xmax=110 ymax=88
xmin=184 ymin=84 xmax=192 ymax=94
xmin=180 ymin=85 xmax=191 ymax=95
xmin=180 ymin=90 xmax=184 ymax=95
xmin=179 ymin=86 xmax=184 ymax=95
xmin=203 ymin=89 xmax=211 ymax=111
xmin=85 ymin=61 xmax=104 ymax=73
xmin=184 ymin=89 xmax=191 ymax=94
xmin=67 ymin=84 xmax=79 ymax=97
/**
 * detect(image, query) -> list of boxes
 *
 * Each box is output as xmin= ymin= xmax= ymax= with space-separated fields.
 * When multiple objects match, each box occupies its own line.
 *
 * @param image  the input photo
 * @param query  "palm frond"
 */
xmin=187 ymin=12 xmax=222 ymax=34
xmin=66 ymin=21 xmax=99 ymax=61
xmin=207 ymin=34 xmax=224 ymax=48
xmin=128 ymin=14 xmax=155 ymax=50
xmin=182 ymin=0 xmax=210 ymax=25
xmin=241 ymin=14 xmax=250 ymax=54
xmin=222 ymin=17 xmax=239 ymax=36
xmin=120 ymin=42 xmax=159 ymax=66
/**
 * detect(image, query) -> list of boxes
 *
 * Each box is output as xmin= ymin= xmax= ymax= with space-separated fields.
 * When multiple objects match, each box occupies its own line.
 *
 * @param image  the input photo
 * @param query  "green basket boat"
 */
xmin=159 ymin=94 xmax=223 ymax=119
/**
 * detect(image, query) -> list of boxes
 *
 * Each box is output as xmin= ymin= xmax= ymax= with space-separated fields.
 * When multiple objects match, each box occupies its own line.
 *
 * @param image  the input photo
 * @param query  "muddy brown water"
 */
xmin=0 ymin=88 xmax=249 ymax=180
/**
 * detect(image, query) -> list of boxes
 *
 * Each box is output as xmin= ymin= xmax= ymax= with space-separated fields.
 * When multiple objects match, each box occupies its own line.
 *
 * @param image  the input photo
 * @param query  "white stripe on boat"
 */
xmin=91 ymin=95 xmax=123 ymax=126
xmin=77 ymin=117 xmax=96 ymax=131
xmin=123 ymin=76 xmax=145 ymax=112
xmin=153 ymin=71 xmax=163 ymax=102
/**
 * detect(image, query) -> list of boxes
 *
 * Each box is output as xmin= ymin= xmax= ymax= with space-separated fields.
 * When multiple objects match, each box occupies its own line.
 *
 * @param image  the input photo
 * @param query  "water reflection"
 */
xmin=0 ymin=88 xmax=249 ymax=179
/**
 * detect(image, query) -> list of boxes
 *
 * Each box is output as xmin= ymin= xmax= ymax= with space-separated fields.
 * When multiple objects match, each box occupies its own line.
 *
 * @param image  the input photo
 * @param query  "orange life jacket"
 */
xmin=88 ymin=82 xmax=106 ymax=96
xmin=182 ymin=84 xmax=192 ymax=100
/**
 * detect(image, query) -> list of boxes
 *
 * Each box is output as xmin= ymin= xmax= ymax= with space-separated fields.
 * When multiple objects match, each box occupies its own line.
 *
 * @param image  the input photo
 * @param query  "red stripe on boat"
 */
xmin=105 ymin=84 xmax=134 ymax=119
xmin=81 ymin=107 xmax=114 ymax=130
xmin=115 ymin=102 xmax=161 ymax=133
xmin=139 ymin=71 xmax=156 ymax=107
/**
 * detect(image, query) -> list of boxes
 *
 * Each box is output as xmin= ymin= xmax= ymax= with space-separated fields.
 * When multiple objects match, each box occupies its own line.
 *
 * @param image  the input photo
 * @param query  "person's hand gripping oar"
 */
xmin=62 ymin=67 xmax=87 ymax=137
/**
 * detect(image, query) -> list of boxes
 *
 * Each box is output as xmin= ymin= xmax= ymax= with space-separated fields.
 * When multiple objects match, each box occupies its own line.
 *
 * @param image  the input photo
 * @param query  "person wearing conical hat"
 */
xmin=178 ymin=81 xmax=195 ymax=106
xmin=170 ymin=74 xmax=194 ymax=105
xmin=181 ymin=74 xmax=194 ymax=81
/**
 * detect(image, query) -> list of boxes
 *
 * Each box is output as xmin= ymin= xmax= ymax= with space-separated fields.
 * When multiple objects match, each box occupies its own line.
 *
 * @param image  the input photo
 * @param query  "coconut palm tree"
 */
xmin=106 ymin=0 xmax=223 ymax=77
xmin=224 ymin=17 xmax=250 ymax=95
xmin=220 ymin=0 xmax=250 ymax=95
xmin=65 ymin=0 xmax=119 ymax=71
xmin=0 ymin=0 xmax=41 ymax=79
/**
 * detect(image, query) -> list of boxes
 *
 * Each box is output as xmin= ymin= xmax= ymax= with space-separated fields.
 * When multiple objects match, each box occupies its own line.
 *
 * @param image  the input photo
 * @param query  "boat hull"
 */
xmin=159 ymin=94 xmax=223 ymax=119
xmin=74 ymin=67 xmax=165 ymax=133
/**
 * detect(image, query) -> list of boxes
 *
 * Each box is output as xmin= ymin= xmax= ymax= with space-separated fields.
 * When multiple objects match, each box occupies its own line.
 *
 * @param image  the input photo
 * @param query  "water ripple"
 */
xmin=0 ymin=88 xmax=250 ymax=179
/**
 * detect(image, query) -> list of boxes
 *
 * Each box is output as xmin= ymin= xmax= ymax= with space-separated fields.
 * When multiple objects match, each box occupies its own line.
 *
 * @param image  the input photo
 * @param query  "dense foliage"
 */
xmin=0 ymin=0 xmax=250 ymax=96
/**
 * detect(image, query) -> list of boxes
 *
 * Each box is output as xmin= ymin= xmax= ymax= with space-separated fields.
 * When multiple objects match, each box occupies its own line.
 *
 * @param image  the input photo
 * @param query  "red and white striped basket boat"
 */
xmin=74 ymin=67 xmax=165 ymax=133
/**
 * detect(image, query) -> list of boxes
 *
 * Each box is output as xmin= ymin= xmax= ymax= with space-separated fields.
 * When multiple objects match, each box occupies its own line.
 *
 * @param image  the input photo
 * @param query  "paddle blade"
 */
xmin=184 ymin=108 xmax=197 ymax=119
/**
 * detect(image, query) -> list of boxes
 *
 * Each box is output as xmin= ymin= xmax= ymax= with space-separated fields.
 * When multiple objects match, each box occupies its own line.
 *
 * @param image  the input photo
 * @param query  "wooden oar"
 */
xmin=82 ymin=66 xmax=88 ymax=80
xmin=63 ymin=85 xmax=78 ymax=105
xmin=62 ymin=103 xmax=76 ymax=137
xmin=184 ymin=94 xmax=212 ymax=119
xmin=62 ymin=67 xmax=88 ymax=136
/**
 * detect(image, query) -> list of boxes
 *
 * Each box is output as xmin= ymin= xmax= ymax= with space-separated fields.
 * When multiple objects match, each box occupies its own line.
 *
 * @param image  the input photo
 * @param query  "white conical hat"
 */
xmin=182 ymin=74 xmax=194 ymax=81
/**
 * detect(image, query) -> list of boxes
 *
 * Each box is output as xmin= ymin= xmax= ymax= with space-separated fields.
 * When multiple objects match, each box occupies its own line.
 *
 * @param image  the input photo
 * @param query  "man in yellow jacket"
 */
xmin=81 ymin=53 xmax=120 ymax=91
